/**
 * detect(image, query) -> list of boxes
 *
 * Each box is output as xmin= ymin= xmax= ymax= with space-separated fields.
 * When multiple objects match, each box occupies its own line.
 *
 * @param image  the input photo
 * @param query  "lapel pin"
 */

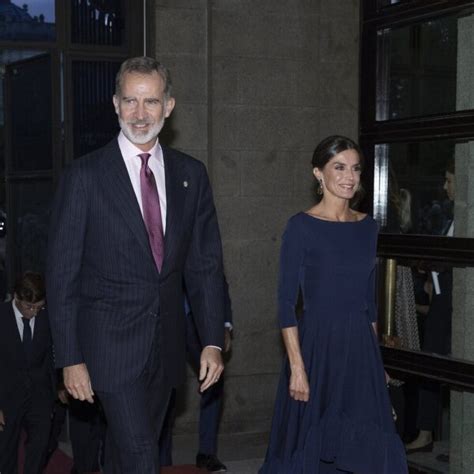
xmin=183 ymin=180 xmax=189 ymax=188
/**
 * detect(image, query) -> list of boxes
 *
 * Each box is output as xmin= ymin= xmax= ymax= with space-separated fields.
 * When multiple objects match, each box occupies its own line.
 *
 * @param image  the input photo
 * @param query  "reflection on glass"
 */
xmin=378 ymin=0 xmax=407 ymax=6
xmin=380 ymin=258 xmax=474 ymax=366
xmin=373 ymin=141 xmax=465 ymax=236
xmin=12 ymin=179 xmax=52 ymax=275
xmin=0 ymin=1 xmax=55 ymax=41
xmin=0 ymin=188 xmax=5 ymax=300
xmin=0 ymin=50 xmax=53 ymax=172
xmin=380 ymin=258 xmax=452 ymax=470
xmin=71 ymin=0 xmax=124 ymax=46
xmin=404 ymin=384 xmax=450 ymax=471
xmin=72 ymin=60 xmax=121 ymax=157
xmin=379 ymin=259 xmax=422 ymax=352
xmin=377 ymin=11 xmax=474 ymax=120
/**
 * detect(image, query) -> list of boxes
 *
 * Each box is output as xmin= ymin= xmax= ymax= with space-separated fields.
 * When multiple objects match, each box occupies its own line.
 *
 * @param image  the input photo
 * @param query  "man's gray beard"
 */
xmin=119 ymin=117 xmax=164 ymax=145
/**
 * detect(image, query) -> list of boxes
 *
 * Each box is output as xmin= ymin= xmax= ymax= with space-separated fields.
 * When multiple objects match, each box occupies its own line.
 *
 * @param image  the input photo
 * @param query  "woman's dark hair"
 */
xmin=311 ymin=135 xmax=364 ymax=170
xmin=311 ymin=135 xmax=365 ymax=206
xmin=14 ymin=271 xmax=45 ymax=303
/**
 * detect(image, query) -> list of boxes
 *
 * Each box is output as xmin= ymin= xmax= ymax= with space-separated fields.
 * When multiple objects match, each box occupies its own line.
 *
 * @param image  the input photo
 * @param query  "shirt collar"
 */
xmin=118 ymin=130 xmax=164 ymax=167
xmin=12 ymin=300 xmax=35 ymax=323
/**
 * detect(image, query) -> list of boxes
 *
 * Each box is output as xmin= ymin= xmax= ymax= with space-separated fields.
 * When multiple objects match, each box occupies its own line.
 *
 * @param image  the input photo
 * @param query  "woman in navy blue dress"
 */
xmin=259 ymin=136 xmax=407 ymax=474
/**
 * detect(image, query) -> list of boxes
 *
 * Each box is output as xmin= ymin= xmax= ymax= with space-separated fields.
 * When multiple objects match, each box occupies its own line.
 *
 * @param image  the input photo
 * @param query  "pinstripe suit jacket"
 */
xmin=46 ymin=138 xmax=225 ymax=391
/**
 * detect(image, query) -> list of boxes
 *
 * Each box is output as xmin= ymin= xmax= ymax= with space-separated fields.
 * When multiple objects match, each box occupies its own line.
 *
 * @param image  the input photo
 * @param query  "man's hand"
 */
xmin=63 ymin=363 xmax=94 ymax=403
xmin=224 ymin=328 xmax=232 ymax=353
xmin=57 ymin=388 xmax=69 ymax=405
xmin=0 ymin=409 xmax=5 ymax=431
xmin=199 ymin=346 xmax=224 ymax=392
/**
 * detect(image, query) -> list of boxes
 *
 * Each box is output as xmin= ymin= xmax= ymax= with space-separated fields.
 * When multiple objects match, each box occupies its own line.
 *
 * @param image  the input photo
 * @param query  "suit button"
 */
xmin=149 ymin=311 xmax=157 ymax=317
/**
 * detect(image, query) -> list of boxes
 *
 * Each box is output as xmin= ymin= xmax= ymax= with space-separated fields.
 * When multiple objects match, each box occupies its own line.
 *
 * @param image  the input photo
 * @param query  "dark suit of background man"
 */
xmin=160 ymin=277 xmax=233 ymax=472
xmin=0 ymin=272 xmax=54 ymax=474
xmin=405 ymin=159 xmax=455 ymax=456
xmin=46 ymin=56 xmax=226 ymax=474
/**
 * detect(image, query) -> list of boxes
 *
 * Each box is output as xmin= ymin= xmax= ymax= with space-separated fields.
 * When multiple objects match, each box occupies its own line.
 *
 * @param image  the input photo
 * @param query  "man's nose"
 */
xmin=135 ymin=101 xmax=146 ymax=119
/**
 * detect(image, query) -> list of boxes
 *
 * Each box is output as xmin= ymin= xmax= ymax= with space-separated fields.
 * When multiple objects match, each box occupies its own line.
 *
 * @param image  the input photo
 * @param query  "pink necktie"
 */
xmin=138 ymin=153 xmax=164 ymax=272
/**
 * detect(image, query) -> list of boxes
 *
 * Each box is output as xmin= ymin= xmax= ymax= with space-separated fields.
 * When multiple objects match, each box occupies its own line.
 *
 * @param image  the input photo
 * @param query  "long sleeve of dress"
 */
xmin=366 ymin=220 xmax=379 ymax=324
xmin=278 ymin=216 xmax=305 ymax=328
xmin=367 ymin=265 xmax=378 ymax=323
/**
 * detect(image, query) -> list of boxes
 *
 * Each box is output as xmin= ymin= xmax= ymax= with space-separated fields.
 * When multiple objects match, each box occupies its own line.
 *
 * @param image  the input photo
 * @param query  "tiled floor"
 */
xmin=172 ymin=432 xmax=268 ymax=474
xmin=406 ymin=440 xmax=449 ymax=474
xmin=224 ymin=459 xmax=263 ymax=474
xmin=61 ymin=432 xmax=451 ymax=474
xmin=59 ymin=431 xmax=268 ymax=474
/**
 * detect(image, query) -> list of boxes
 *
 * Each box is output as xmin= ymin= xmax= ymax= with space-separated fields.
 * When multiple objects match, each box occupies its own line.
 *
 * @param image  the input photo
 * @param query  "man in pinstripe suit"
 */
xmin=46 ymin=57 xmax=226 ymax=473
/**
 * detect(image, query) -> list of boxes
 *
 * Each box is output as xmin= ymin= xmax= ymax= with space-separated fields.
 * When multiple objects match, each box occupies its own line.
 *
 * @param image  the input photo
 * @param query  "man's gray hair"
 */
xmin=115 ymin=56 xmax=173 ymax=99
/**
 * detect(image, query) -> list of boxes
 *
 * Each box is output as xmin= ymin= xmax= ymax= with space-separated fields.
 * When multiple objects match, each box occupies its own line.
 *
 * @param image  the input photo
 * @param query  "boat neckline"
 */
xmin=302 ymin=212 xmax=369 ymax=224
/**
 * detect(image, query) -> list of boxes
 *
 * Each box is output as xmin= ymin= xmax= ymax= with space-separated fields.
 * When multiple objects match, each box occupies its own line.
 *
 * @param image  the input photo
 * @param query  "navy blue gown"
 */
xmin=259 ymin=213 xmax=407 ymax=474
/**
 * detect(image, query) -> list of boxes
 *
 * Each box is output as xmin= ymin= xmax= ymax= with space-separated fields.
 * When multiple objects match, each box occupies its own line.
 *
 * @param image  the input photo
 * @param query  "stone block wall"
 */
xmin=151 ymin=0 xmax=360 ymax=435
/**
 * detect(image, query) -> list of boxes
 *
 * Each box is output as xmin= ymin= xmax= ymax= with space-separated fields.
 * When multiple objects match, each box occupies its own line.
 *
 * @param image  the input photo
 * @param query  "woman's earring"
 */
xmin=317 ymin=179 xmax=324 ymax=195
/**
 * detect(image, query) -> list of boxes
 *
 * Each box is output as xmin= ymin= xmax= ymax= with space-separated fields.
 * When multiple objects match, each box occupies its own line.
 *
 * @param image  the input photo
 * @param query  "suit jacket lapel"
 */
xmin=443 ymin=218 xmax=453 ymax=236
xmin=31 ymin=310 xmax=47 ymax=357
xmin=162 ymin=146 xmax=187 ymax=274
xmin=8 ymin=305 xmax=26 ymax=362
xmin=8 ymin=306 xmax=23 ymax=350
xmin=100 ymin=140 xmax=156 ymax=271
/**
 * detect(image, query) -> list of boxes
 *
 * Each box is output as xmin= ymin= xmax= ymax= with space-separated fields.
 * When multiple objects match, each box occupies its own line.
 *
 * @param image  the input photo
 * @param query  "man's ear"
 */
xmin=112 ymin=95 xmax=120 ymax=115
xmin=164 ymin=97 xmax=176 ymax=118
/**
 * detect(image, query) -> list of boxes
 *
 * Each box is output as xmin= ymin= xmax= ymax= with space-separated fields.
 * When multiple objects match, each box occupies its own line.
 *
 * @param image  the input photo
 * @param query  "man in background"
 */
xmin=406 ymin=158 xmax=455 ymax=455
xmin=0 ymin=272 xmax=55 ymax=473
xmin=160 ymin=278 xmax=233 ymax=472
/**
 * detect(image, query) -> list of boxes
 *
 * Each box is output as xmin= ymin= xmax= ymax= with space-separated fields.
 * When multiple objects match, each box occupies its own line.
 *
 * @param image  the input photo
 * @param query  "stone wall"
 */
xmin=151 ymin=0 xmax=360 ymax=435
xmin=449 ymin=15 xmax=474 ymax=473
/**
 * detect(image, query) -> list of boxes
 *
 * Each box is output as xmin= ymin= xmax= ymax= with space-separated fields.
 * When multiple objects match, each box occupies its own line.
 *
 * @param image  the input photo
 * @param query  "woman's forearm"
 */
xmin=282 ymin=326 xmax=305 ymax=370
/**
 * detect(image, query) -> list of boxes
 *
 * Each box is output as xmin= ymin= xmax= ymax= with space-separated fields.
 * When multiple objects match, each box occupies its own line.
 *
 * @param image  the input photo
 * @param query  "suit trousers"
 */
xmin=69 ymin=399 xmax=104 ymax=472
xmin=187 ymin=316 xmax=223 ymax=455
xmin=97 ymin=318 xmax=172 ymax=474
xmin=417 ymin=271 xmax=452 ymax=432
xmin=0 ymin=386 xmax=53 ymax=474
xmin=47 ymin=399 xmax=103 ymax=472
xmin=159 ymin=315 xmax=224 ymax=465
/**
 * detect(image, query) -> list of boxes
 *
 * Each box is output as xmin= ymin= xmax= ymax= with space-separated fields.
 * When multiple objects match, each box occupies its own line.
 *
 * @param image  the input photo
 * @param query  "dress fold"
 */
xmin=259 ymin=213 xmax=407 ymax=474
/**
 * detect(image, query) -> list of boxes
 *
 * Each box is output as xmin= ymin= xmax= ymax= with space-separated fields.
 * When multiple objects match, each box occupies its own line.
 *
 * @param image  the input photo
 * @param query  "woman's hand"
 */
xmin=281 ymin=327 xmax=309 ymax=401
xmin=289 ymin=366 xmax=310 ymax=402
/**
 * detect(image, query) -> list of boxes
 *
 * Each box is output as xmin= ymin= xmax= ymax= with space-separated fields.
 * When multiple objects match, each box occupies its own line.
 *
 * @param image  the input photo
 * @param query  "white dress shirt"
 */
xmin=118 ymin=132 xmax=222 ymax=351
xmin=13 ymin=300 xmax=35 ymax=340
xmin=432 ymin=220 xmax=454 ymax=295
xmin=118 ymin=131 xmax=167 ymax=233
